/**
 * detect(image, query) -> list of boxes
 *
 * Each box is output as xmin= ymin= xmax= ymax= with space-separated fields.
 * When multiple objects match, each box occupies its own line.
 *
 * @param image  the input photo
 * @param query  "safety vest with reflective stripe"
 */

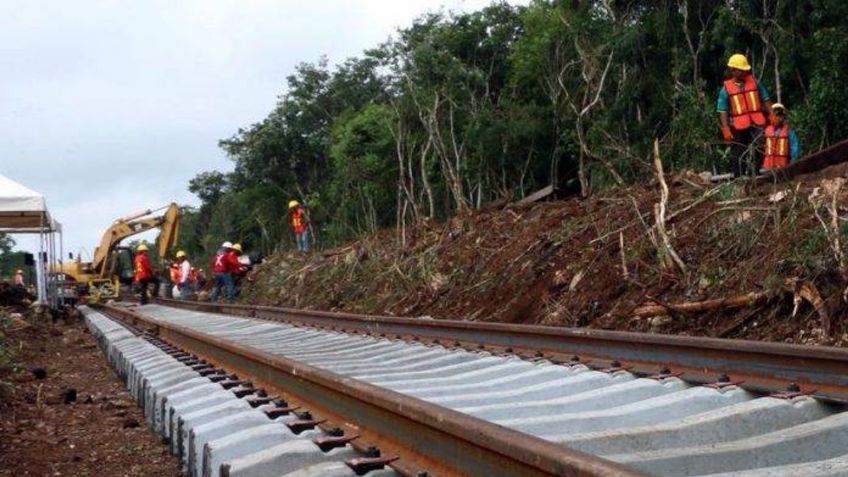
xmin=763 ymin=125 xmax=790 ymax=170
xmin=290 ymin=209 xmax=307 ymax=234
xmin=212 ymin=252 xmax=227 ymax=273
xmin=724 ymin=75 xmax=766 ymax=130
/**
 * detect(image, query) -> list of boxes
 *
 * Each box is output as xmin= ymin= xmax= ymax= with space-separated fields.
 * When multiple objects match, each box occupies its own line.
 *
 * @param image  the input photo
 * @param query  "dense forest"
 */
xmin=177 ymin=0 xmax=848 ymax=259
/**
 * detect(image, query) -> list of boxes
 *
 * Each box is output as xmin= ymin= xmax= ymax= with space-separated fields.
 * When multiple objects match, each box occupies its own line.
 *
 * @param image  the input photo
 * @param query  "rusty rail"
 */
xmin=155 ymin=298 xmax=848 ymax=403
xmin=98 ymin=303 xmax=648 ymax=477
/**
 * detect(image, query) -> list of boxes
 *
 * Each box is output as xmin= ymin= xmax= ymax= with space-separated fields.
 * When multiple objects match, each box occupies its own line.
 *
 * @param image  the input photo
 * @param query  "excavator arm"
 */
xmin=91 ymin=203 xmax=181 ymax=276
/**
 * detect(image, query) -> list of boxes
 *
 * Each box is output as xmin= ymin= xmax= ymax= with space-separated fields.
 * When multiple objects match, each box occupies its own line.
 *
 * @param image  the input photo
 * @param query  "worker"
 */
xmin=762 ymin=103 xmax=801 ymax=171
xmin=210 ymin=242 xmax=232 ymax=302
xmin=133 ymin=244 xmax=155 ymax=305
xmin=176 ymin=250 xmax=192 ymax=300
xmin=14 ymin=269 xmax=24 ymax=287
xmin=230 ymin=243 xmax=249 ymax=297
xmin=195 ymin=268 xmax=207 ymax=289
xmin=169 ymin=262 xmax=181 ymax=295
xmin=717 ymin=53 xmax=774 ymax=177
xmin=288 ymin=200 xmax=310 ymax=252
xmin=210 ymin=241 xmax=241 ymax=302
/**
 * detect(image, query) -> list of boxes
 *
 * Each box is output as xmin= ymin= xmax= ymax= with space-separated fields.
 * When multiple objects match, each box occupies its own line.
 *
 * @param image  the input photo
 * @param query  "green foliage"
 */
xmin=779 ymin=225 xmax=829 ymax=277
xmin=178 ymin=0 xmax=848 ymax=255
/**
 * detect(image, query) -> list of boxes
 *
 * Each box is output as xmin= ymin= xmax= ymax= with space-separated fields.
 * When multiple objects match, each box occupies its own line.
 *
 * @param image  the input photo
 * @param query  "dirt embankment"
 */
xmin=240 ymin=166 xmax=848 ymax=347
xmin=0 ymin=308 xmax=181 ymax=476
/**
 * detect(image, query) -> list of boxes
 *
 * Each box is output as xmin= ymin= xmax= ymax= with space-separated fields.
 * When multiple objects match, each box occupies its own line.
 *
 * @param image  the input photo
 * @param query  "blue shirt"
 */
xmin=772 ymin=126 xmax=802 ymax=162
xmin=716 ymin=79 xmax=771 ymax=113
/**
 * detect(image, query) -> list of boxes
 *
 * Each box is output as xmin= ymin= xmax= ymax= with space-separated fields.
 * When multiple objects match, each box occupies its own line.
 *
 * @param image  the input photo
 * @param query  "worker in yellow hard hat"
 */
xmin=288 ymin=200 xmax=310 ymax=252
xmin=717 ymin=53 xmax=774 ymax=177
xmin=134 ymin=243 xmax=155 ymax=305
xmin=14 ymin=269 xmax=25 ymax=287
xmin=175 ymin=250 xmax=192 ymax=301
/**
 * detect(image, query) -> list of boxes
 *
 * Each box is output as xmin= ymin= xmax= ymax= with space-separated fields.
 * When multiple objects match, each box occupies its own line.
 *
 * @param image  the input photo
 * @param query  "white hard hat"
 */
xmin=222 ymin=241 xmax=233 ymax=249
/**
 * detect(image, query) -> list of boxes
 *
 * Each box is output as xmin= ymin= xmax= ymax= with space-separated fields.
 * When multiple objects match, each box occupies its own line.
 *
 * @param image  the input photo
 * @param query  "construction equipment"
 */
xmin=55 ymin=203 xmax=180 ymax=302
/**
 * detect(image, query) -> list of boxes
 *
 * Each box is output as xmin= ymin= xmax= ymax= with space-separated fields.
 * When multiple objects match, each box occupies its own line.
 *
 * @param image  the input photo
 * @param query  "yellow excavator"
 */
xmin=55 ymin=203 xmax=180 ymax=302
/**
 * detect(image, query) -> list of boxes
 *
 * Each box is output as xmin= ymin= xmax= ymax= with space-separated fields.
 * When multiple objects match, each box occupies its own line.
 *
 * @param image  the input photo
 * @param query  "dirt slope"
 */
xmin=240 ymin=167 xmax=848 ymax=347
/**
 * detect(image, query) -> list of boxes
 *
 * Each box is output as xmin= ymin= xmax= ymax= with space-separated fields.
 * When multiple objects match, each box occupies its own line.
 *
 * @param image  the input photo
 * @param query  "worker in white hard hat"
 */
xmin=14 ymin=269 xmax=25 ymax=287
xmin=175 ymin=250 xmax=192 ymax=300
xmin=288 ymin=200 xmax=310 ymax=252
xmin=761 ymin=103 xmax=801 ymax=170
xmin=210 ymin=241 xmax=238 ymax=302
xmin=717 ymin=53 xmax=774 ymax=177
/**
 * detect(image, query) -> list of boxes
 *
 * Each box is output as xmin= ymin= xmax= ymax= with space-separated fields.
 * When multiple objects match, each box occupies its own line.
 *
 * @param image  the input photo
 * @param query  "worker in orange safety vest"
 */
xmin=761 ymin=103 xmax=801 ymax=171
xmin=717 ymin=53 xmax=774 ymax=177
xmin=288 ymin=200 xmax=310 ymax=252
xmin=134 ymin=244 xmax=155 ymax=305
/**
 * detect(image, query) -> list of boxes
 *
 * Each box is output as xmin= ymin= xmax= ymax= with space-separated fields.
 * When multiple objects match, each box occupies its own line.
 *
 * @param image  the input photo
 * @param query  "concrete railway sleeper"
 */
xmin=80 ymin=306 xmax=401 ymax=477
xmin=93 ymin=303 xmax=848 ymax=476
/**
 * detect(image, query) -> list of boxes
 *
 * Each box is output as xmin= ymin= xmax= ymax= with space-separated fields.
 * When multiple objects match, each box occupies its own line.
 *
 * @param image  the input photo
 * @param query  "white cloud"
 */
xmin=1 ymin=0 xmax=526 ymax=255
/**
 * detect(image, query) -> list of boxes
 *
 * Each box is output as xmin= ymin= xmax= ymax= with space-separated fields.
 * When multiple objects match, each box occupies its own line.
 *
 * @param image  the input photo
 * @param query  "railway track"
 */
xmin=87 ymin=300 xmax=848 ymax=477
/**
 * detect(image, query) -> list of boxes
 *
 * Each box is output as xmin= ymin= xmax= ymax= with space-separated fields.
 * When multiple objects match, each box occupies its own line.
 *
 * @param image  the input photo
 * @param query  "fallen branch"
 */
xmin=652 ymin=140 xmax=687 ymax=274
xmin=619 ymin=231 xmax=629 ymax=280
xmin=632 ymin=279 xmax=830 ymax=325
xmin=633 ymin=292 xmax=769 ymax=317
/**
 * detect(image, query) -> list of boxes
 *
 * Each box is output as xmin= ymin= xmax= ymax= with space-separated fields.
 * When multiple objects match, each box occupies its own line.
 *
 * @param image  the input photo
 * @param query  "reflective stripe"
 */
xmin=747 ymin=91 xmax=760 ymax=111
xmin=731 ymin=95 xmax=744 ymax=115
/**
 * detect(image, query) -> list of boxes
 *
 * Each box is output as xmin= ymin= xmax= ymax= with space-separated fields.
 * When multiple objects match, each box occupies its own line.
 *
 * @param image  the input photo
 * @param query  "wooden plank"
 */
xmin=514 ymin=185 xmax=555 ymax=206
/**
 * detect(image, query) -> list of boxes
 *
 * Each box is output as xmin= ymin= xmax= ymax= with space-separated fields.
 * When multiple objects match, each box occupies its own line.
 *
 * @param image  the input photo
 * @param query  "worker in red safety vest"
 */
xmin=229 ymin=243 xmax=249 ymax=297
xmin=717 ymin=53 xmax=774 ymax=177
xmin=210 ymin=241 xmax=241 ymax=302
xmin=134 ymin=244 xmax=155 ymax=305
xmin=762 ymin=103 xmax=801 ymax=171
xmin=288 ymin=200 xmax=310 ymax=252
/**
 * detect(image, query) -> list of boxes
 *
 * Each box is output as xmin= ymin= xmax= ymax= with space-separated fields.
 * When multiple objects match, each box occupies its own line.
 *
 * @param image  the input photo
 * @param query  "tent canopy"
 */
xmin=0 ymin=174 xmax=58 ymax=233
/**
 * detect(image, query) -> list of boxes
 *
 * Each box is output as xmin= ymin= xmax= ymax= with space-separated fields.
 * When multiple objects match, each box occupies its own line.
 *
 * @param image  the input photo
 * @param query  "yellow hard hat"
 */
xmin=16 ymin=269 xmax=23 ymax=274
xmin=232 ymin=243 xmax=243 ymax=253
xmin=772 ymin=103 xmax=786 ymax=111
xmin=137 ymin=244 xmax=149 ymax=252
xmin=288 ymin=200 xmax=300 ymax=209
xmin=176 ymin=250 xmax=187 ymax=258
xmin=727 ymin=54 xmax=751 ymax=71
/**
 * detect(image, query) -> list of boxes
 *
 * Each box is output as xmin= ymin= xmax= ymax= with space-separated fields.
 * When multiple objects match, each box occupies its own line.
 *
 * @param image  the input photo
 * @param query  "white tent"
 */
xmin=0 ymin=173 xmax=62 ymax=307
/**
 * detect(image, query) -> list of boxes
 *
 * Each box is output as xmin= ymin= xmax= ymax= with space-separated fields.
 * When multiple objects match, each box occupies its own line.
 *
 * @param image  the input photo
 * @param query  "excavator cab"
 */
xmin=113 ymin=246 xmax=136 ymax=284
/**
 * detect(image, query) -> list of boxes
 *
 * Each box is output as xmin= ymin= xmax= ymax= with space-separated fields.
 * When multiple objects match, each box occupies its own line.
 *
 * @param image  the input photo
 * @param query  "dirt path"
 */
xmin=0 ymin=314 xmax=181 ymax=476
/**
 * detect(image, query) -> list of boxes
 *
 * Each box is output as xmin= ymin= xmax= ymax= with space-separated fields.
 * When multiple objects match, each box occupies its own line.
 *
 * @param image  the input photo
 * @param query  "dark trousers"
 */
xmin=729 ymin=127 xmax=762 ymax=177
xmin=136 ymin=278 xmax=159 ymax=305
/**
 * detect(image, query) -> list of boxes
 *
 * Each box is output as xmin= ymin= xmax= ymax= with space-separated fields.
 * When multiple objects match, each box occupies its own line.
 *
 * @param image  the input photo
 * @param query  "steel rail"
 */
xmin=155 ymin=298 xmax=848 ymax=402
xmin=98 ymin=303 xmax=649 ymax=477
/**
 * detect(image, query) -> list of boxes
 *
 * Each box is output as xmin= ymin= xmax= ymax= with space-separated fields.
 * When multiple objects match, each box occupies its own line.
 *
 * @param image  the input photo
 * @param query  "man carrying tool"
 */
xmin=134 ymin=244 xmax=155 ymax=305
xmin=717 ymin=53 xmax=774 ymax=177
xmin=175 ymin=250 xmax=192 ymax=300
xmin=762 ymin=103 xmax=801 ymax=171
xmin=288 ymin=200 xmax=310 ymax=253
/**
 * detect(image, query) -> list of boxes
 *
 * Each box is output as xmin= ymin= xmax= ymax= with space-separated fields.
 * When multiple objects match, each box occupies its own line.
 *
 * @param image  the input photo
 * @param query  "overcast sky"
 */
xmin=1 ymin=0 xmax=518 ymax=259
